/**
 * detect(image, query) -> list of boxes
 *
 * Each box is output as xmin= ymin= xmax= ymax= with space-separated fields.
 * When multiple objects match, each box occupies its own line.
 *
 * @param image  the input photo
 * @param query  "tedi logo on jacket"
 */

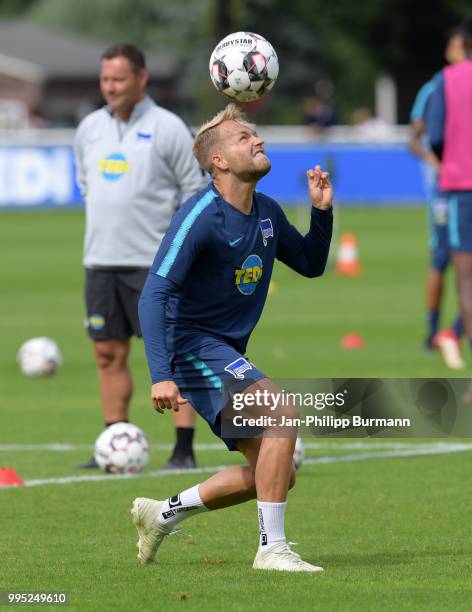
xmin=98 ymin=152 xmax=130 ymax=180
xmin=234 ymin=254 xmax=263 ymax=295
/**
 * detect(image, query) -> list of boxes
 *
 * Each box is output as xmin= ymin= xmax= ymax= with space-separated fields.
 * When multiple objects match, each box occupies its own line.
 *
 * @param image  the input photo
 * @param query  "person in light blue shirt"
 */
xmin=409 ymin=28 xmax=465 ymax=367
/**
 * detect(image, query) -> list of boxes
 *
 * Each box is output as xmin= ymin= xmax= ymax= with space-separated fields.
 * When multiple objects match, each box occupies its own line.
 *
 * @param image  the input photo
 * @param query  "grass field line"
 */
xmin=7 ymin=441 xmax=471 ymax=489
xmin=303 ymin=442 xmax=472 ymax=464
xmin=1 ymin=440 xmax=468 ymax=453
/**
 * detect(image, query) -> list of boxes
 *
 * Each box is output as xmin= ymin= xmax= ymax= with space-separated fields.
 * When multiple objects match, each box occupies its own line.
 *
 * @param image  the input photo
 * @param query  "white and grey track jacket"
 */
xmin=74 ymin=96 xmax=207 ymax=268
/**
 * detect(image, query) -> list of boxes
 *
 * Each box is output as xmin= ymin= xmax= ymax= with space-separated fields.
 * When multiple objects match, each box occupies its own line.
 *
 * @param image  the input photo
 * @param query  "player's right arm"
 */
xmin=409 ymin=80 xmax=440 ymax=171
xmin=151 ymin=378 xmax=189 ymax=414
xmin=409 ymin=120 xmax=441 ymax=171
xmin=139 ymin=274 xmax=187 ymax=413
xmin=138 ymin=195 xmax=213 ymax=413
xmin=426 ymin=72 xmax=446 ymax=161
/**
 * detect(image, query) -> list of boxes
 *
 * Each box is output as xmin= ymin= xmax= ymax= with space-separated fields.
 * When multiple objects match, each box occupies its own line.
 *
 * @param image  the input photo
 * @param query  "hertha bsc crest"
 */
xmin=259 ymin=218 xmax=273 ymax=246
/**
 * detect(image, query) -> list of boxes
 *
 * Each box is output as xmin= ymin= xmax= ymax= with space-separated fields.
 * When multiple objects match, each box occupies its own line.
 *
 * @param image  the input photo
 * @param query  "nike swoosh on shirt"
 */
xmin=229 ymin=236 xmax=244 ymax=247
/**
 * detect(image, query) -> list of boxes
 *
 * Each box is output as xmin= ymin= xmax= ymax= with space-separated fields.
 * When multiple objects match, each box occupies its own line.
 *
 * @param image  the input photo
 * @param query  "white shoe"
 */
xmin=433 ymin=330 xmax=465 ymax=370
xmin=253 ymin=542 xmax=324 ymax=573
xmin=131 ymin=497 xmax=171 ymax=564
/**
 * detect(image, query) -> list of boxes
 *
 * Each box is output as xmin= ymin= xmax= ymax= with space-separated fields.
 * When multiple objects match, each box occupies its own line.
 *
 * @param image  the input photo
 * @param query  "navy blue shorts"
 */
xmin=428 ymin=189 xmax=450 ymax=272
xmin=85 ymin=267 xmax=148 ymax=340
xmin=171 ymin=338 xmax=267 ymax=450
xmin=448 ymin=191 xmax=472 ymax=252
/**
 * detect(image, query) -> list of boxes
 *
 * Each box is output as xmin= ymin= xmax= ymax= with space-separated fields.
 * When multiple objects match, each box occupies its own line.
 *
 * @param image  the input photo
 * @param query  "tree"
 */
xmin=18 ymin=0 xmax=472 ymax=123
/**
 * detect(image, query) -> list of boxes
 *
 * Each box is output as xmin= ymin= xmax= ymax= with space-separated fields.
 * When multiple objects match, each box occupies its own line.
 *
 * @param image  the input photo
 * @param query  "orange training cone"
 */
xmin=0 ymin=467 xmax=24 ymax=487
xmin=335 ymin=233 xmax=362 ymax=276
xmin=340 ymin=333 xmax=365 ymax=350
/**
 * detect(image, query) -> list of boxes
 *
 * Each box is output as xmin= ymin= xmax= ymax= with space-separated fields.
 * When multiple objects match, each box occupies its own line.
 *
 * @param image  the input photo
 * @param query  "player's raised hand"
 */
xmin=307 ymin=165 xmax=333 ymax=210
xmin=151 ymin=381 xmax=189 ymax=414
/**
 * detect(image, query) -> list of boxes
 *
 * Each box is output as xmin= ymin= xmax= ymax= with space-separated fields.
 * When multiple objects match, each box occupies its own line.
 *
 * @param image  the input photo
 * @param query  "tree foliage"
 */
xmin=4 ymin=0 xmax=469 ymax=123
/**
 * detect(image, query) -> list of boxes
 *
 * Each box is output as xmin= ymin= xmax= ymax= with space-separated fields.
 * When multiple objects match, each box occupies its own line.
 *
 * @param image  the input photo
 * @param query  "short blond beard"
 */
xmin=193 ymin=104 xmax=256 ymax=175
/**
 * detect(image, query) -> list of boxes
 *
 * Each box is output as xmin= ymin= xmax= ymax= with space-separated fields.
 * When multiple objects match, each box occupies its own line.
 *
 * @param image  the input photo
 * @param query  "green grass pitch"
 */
xmin=0 ymin=208 xmax=471 ymax=611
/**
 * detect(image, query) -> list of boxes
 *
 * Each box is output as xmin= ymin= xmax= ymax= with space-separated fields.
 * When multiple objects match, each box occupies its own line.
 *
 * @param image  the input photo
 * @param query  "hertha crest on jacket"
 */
xmin=259 ymin=218 xmax=273 ymax=246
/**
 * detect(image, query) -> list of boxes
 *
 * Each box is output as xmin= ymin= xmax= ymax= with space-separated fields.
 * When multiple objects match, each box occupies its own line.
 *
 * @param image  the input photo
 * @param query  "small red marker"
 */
xmin=340 ymin=333 xmax=365 ymax=350
xmin=0 ymin=467 xmax=24 ymax=487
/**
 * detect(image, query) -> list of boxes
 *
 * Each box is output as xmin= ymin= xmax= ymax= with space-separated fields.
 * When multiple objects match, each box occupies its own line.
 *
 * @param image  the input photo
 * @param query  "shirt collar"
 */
xmin=106 ymin=95 xmax=153 ymax=123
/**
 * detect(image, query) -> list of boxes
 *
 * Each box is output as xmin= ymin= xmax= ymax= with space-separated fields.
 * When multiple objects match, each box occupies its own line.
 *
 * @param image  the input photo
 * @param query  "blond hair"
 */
xmin=193 ymin=104 xmax=256 ymax=175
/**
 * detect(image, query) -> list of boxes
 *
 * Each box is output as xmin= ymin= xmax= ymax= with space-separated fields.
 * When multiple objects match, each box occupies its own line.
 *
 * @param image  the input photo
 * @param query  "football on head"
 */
xmin=210 ymin=32 xmax=278 ymax=102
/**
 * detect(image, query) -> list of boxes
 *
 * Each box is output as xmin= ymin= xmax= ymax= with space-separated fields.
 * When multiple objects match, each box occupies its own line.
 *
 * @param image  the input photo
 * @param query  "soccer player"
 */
xmin=409 ymin=28 xmax=465 ymax=368
xmin=134 ymin=104 xmax=333 ymax=572
xmin=74 ymin=44 xmax=206 ymax=469
xmin=428 ymin=16 xmax=472 ymax=396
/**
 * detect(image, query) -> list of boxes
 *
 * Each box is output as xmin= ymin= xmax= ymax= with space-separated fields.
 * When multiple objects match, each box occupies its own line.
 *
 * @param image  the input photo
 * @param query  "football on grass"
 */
xmin=17 ymin=337 xmax=62 ymax=376
xmin=94 ymin=422 xmax=150 ymax=474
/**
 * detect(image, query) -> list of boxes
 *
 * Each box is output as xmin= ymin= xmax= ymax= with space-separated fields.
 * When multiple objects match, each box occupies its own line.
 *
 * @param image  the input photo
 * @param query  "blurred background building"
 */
xmin=0 ymin=20 xmax=177 ymax=127
xmin=0 ymin=0 xmax=469 ymax=208
xmin=0 ymin=0 xmax=467 ymax=126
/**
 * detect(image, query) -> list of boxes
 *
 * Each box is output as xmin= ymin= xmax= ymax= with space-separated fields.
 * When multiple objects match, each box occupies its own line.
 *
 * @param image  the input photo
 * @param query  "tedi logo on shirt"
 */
xmin=234 ymin=254 xmax=263 ymax=295
xmin=98 ymin=152 xmax=130 ymax=181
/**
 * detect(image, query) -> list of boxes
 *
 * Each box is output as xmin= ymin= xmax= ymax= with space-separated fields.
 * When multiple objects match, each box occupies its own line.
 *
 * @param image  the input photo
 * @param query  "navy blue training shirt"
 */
xmin=139 ymin=183 xmax=333 ymax=383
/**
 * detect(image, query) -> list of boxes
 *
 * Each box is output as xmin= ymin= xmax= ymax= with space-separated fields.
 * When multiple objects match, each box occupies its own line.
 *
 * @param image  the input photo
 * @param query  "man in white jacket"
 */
xmin=74 ymin=44 xmax=206 ymax=469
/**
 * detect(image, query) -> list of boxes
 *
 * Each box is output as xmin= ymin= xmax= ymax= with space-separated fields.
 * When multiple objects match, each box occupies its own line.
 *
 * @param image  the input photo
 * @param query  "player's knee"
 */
xmin=243 ymin=465 xmax=257 ymax=492
xmin=94 ymin=341 xmax=129 ymax=370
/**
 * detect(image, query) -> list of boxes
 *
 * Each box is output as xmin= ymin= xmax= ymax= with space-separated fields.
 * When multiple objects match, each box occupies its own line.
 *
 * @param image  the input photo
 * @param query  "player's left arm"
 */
xmin=307 ymin=165 xmax=333 ymax=211
xmin=73 ymin=121 xmax=87 ymax=198
xmin=276 ymin=165 xmax=333 ymax=278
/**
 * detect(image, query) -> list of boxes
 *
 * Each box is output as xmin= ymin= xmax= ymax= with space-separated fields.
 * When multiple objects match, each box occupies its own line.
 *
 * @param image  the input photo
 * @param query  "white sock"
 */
xmin=257 ymin=501 xmax=287 ymax=551
xmin=156 ymin=485 xmax=207 ymax=529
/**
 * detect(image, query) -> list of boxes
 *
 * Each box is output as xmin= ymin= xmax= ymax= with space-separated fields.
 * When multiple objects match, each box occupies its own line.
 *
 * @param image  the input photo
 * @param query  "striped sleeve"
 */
xmin=410 ymin=80 xmax=435 ymax=122
xmin=150 ymin=190 xmax=216 ymax=285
